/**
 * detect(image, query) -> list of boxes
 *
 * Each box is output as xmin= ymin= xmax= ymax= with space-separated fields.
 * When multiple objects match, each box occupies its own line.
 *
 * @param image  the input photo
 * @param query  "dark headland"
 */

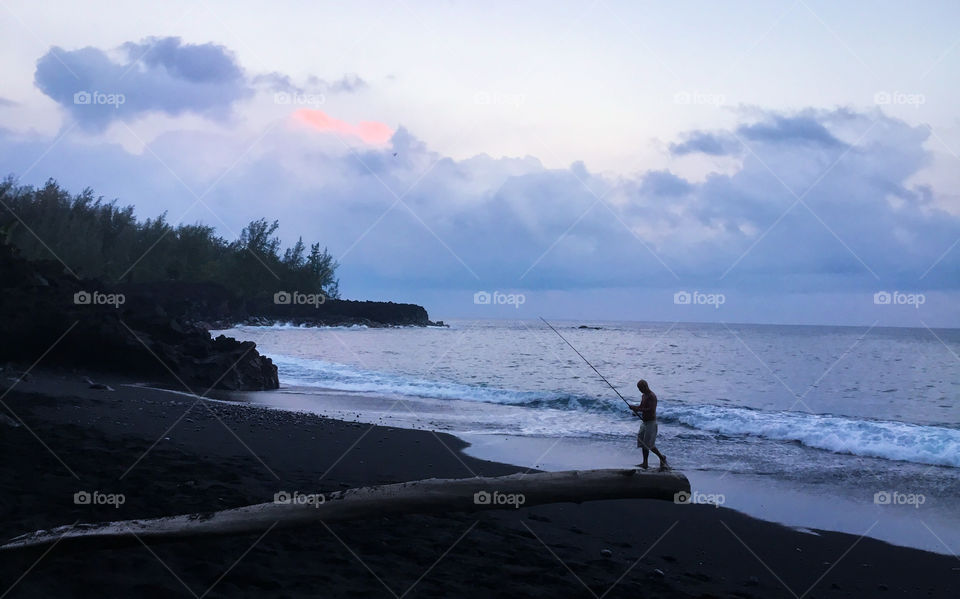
xmin=0 ymin=179 xmax=443 ymax=390
xmin=0 ymin=241 xmax=439 ymax=391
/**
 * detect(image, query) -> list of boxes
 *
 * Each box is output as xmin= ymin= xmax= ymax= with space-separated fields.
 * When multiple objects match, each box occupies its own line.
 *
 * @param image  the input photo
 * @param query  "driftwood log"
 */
xmin=1 ymin=468 xmax=689 ymax=552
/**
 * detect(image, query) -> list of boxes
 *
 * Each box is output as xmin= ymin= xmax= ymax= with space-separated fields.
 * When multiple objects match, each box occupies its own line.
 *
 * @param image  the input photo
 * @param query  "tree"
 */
xmin=0 ymin=178 xmax=340 ymax=298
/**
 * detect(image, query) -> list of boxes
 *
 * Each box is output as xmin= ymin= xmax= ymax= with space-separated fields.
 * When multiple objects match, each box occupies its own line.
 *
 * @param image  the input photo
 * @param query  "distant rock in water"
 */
xmin=578 ymin=325 xmax=602 ymax=330
xmin=0 ymin=244 xmax=278 ymax=391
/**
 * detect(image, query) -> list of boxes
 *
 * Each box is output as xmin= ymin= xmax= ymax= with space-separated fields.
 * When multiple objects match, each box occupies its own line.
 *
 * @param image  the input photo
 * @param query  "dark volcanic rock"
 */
xmin=0 ymin=244 xmax=278 ymax=391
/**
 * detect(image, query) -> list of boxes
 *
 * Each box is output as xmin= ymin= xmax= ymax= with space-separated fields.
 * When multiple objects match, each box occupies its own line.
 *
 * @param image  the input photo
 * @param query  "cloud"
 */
xmin=639 ymin=170 xmax=693 ymax=197
xmin=120 ymin=37 xmax=245 ymax=84
xmin=671 ymin=113 xmax=845 ymax=157
xmin=34 ymin=37 xmax=367 ymax=132
xmin=292 ymin=109 xmax=393 ymax=145
xmin=669 ymin=131 xmax=740 ymax=156
xmin=309 ymin=73 xmax=367 ymax=94
xmin=737 ymin=114 xmax=843 ymax=148
xmin=251 ymin=72 xmax=295 ymax=92
xmin=254 ymin=72 xmax=367 ymax=95
xmin=0 ymin=107 xmax=957 ymax=325
xmin=34 ymin=37 xmax=251 ymax=131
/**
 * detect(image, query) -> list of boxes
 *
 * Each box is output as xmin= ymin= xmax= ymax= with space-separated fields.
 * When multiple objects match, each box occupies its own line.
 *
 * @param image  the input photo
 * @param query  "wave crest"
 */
xmin=269 ymin=353 xmax=960 ymax=468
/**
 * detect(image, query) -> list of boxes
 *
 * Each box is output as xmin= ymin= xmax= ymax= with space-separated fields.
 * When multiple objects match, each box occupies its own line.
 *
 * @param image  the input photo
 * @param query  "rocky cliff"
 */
xmin=0 ymin=244 xmax=278 ymax=391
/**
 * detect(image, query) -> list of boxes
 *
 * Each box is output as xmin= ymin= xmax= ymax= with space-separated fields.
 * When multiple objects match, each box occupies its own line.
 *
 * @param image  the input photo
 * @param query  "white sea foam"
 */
xmin=268 ymin=353 xmax=960 ymax=469
xmin=221 ymin=322 xmax=370 ymax=331
xmin=661 ymin=404 xmax=960 ymax=469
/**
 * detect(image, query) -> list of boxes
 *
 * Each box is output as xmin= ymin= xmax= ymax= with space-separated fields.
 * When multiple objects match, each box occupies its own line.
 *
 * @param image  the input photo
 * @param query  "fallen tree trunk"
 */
xmin=1 ymin=468 xmax=689 ymax=552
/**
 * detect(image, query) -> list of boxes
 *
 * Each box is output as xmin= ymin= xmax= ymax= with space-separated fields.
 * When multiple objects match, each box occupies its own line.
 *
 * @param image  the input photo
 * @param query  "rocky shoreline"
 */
xmin=0 ymin=243 xmax=279 ymax=391
xmin=0 ymin=243 xmax=441 ymax=391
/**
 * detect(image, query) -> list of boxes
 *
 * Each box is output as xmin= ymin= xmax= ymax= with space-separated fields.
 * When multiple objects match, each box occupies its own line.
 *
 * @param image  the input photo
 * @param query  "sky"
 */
xmin=0 ymin=0 xmax=958 ymax=327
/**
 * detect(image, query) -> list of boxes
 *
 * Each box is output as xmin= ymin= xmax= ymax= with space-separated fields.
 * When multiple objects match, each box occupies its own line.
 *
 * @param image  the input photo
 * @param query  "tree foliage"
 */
xmin=0 ymin=178 xmax=339 ymax=298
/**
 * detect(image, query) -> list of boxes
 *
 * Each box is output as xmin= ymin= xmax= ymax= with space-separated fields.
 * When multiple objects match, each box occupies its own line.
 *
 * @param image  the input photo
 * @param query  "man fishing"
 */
xmin=539 ymin=318 xmax=670 ymax=472
xmin=630 ymin=379 xmax=669 ymax=471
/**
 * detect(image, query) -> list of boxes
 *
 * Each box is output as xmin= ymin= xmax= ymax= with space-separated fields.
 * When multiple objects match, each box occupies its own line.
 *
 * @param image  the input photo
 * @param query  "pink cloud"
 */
xmin=292 ymin=109 xmax=393 ymax=145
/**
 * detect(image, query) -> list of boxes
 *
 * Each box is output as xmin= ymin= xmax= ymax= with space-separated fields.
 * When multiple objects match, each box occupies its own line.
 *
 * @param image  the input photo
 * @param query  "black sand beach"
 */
xmin=1 ymin=370 xmax=957 ymax=598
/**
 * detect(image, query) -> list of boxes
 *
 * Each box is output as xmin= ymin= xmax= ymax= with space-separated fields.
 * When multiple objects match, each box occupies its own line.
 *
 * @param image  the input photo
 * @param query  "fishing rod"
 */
xmin=539 ymin=317 xmax=636 ymax=411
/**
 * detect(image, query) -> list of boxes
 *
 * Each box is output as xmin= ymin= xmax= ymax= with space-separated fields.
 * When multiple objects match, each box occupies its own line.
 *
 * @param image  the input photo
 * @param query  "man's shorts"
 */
xmin=637 ymin=420 xmax=658 ymax=449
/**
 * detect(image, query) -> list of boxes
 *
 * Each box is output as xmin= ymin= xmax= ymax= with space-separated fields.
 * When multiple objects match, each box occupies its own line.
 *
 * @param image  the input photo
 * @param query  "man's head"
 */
xmin=637 ymin=379 xmax=650 ymax=393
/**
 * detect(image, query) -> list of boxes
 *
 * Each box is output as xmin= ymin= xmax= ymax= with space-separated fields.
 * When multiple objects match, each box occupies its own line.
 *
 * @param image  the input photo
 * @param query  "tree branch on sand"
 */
xmin=1 ymin=469 xmax=689 ymax=552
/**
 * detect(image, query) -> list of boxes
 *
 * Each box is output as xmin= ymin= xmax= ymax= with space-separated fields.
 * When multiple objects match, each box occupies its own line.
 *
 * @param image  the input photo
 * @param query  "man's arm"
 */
xmin=637 ymin=394 xmax=655 ymax=420
xmin=630 ymin=395 xmax=648 ymax=418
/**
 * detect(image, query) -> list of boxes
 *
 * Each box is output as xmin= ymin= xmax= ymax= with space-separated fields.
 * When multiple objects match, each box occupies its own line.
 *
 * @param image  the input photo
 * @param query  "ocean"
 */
xmin=214 ymin=319 xmax=960 ymax=554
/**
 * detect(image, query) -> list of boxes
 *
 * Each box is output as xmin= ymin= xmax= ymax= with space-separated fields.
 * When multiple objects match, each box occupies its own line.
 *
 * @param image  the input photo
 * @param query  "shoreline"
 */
xmin=1 ymin=370 xmax=958 ymax=597
xmin=232 ymin=380 xmax=960 ymax=555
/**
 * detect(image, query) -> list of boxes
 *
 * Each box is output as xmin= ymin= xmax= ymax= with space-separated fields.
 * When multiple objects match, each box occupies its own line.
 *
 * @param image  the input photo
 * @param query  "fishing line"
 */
xmin=540 ymin=317 xmax=635 ymax=411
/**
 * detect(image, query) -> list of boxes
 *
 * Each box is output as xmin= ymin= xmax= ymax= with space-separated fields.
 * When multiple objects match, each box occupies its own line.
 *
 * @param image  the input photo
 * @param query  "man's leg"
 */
xmin=650 ymin=445 xmax=668 ymax=470
xmin=637 ymin=428 xmax=650 ymax=468
xmin=648 ymin=422 xmax=668 ymax=470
